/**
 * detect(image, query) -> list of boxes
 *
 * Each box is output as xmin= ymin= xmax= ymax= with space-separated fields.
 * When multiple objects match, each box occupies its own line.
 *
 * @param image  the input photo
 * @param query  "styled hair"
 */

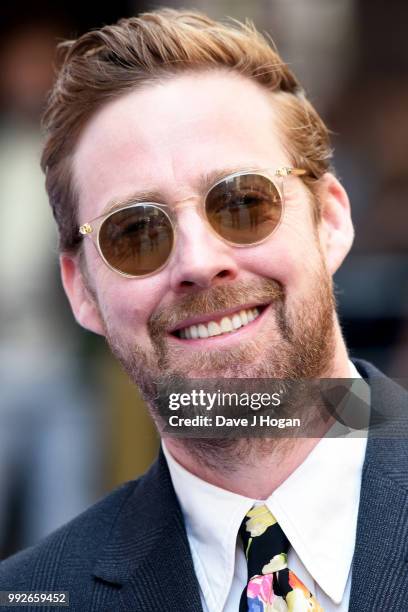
xmin=41 ymin=8 xmax=333 ymax=252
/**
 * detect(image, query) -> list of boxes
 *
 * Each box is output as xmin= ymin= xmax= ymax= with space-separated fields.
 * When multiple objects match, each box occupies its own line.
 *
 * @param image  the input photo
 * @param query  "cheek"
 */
xmin=238 ymin=211 xmax=322 ymax=292
xmin=85 ymin=244 xmax=168 ymax=339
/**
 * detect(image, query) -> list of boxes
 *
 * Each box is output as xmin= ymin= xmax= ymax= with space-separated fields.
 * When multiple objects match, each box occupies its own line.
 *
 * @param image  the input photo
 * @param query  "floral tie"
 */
xmin=239 ymin=505 xmax=324 ymax=611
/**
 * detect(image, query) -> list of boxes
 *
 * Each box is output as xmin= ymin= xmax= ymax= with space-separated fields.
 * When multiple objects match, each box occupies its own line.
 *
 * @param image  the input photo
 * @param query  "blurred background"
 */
xmin=0 ymin=0 xmax=406 ymax=558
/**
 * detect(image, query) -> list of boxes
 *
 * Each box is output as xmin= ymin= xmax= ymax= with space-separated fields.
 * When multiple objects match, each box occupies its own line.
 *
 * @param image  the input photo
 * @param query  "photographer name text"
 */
xmin=167 ymin=415 xmax=300 ymax=429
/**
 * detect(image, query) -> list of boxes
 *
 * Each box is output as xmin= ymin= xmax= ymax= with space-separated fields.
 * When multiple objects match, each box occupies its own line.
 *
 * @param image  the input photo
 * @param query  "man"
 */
xmin=0 ymin=9 xmax=407 ymax=611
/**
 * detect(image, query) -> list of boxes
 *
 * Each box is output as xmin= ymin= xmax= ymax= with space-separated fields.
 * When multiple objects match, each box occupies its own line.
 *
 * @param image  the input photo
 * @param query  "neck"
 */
xmin=165 ymin=436 xmax=325 ymax=498
xmin=164 ymin=334 xmax=351 ymax=499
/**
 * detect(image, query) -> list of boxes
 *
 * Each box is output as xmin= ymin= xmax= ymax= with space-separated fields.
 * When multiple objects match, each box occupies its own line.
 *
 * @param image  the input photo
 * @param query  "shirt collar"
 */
xmin=267 ymin=360 xmax=368 ymax=603
xmin=163 ymin=360 xmax=368 ymax=607
xmin=162 ymin=440 xmax=254 ymax=610
xmin=266 ymin=435 xmax=367 ymax=603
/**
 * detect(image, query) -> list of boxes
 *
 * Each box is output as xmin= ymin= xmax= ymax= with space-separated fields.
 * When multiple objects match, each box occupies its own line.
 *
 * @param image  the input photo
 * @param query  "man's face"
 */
xmin=68 ymin=71 xmax=346 ymax=401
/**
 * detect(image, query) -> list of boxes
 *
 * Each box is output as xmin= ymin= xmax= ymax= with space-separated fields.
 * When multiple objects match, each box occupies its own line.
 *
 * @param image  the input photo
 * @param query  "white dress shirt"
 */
xmin=162 ymin=362 xmax=368 ymax=611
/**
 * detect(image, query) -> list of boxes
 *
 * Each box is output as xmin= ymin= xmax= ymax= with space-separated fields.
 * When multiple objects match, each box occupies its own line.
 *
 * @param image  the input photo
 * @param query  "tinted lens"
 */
xmin=99 ymin=205 xmax=174 ymax=276
xmin=205 ymin=174 xmax=282 ymax=244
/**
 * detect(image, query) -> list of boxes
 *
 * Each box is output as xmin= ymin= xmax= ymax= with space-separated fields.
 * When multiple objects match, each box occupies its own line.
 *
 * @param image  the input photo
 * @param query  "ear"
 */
xmin=60 ymin=253 xmax=105 ymax=336
xmin=316 ymin=173 xmax=354 ymax=274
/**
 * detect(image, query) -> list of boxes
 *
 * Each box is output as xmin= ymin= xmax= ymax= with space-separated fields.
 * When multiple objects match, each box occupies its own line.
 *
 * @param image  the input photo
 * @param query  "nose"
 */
xmin=169 ymin=206 xmax=239 ymax=292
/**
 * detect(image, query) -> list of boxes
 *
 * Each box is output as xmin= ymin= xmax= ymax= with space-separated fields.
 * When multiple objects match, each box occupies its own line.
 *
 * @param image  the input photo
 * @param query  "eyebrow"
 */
xmin=100 ymin=163 xmax=264 ymax=216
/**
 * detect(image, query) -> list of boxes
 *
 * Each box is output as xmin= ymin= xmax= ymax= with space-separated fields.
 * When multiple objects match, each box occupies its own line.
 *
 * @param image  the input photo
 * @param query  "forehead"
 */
xmin=73 ymin=71 xmax=289 ymax=220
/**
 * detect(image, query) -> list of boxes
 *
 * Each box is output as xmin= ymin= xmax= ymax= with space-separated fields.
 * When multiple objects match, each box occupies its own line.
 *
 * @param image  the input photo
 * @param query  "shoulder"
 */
xmin=0 ymin=475 xmax=144 ymax=591
xmin=353 ymin=358 xmax=408 ymax=487
xmin=0 ymin=452 xmax=182 ymax=610
xmin=353 ymin=357 xmax=408 ymax=414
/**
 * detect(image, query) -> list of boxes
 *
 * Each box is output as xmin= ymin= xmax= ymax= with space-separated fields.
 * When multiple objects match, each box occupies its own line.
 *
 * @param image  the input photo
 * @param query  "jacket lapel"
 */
xmin=92 ymin=450 xmax=203 ymax=612
xmin=350 ymin=361 xmax=408 ymax=611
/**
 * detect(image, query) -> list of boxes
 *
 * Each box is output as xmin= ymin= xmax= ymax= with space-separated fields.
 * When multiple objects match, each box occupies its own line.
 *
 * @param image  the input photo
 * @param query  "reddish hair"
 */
xmin=41 ymin=8 xmax=333 ymax=251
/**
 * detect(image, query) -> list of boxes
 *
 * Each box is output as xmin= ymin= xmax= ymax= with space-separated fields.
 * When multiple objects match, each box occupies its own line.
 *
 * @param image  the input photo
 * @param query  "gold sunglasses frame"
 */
xmin=79 ymin=166 xmax=307 ymax=278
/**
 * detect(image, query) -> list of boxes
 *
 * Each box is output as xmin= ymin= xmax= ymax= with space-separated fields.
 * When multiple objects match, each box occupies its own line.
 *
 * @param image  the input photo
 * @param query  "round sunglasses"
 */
xmin=79 ymin=166 xmax=307 ymax=278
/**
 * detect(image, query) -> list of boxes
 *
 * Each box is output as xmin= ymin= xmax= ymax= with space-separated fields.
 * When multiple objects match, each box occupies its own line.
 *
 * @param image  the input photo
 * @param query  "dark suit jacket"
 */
xmin=0 ymin=360 xmax=407 ymax=611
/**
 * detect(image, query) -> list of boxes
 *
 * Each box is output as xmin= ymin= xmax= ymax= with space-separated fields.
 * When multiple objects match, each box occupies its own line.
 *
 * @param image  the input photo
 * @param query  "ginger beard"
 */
xmin=100 ymin=245 xmax=337 ymax=472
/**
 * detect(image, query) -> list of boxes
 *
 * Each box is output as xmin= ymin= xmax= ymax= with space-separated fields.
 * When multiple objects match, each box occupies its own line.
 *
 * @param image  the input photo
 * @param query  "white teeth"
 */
xmin=240 ymin=309 xmax=248 ymax=325
xmin=178 ymin=306 xmax=262 ymax=340
xmin=198 ymin=324 xmax=209 ymax=339
xmin=232 ymin=314 xmax=242 ymax=330
xmin=220 ymin=317 xmax=233 ymax=333
xmin=208 ymin=321 xmax=221 ymax=337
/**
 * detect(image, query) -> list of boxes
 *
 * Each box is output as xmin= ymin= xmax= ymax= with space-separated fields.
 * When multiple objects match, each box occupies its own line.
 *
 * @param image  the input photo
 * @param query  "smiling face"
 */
xmin=62 ymin=71 xmax=353 ymax=404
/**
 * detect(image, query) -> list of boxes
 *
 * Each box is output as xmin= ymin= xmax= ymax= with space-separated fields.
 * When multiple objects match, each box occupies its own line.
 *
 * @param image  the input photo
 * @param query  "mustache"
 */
xmin=148 ymin=279 xmax=285 ymax=336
